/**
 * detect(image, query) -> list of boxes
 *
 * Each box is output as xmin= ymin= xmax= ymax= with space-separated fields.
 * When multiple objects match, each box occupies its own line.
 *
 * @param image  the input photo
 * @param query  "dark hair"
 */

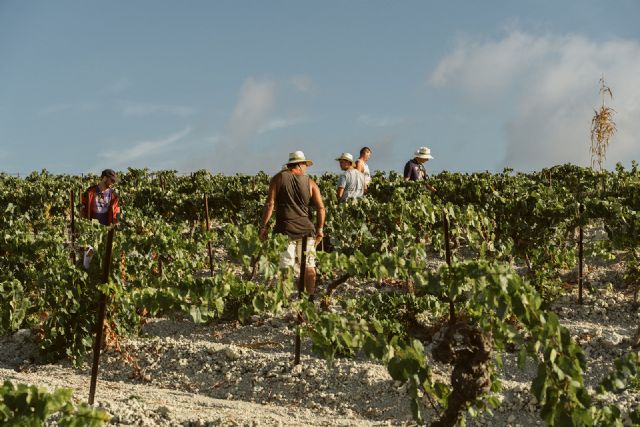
xmin=101 ymin=169 xmax=118 ymax=182
xmin=360 ymin=147 xmax=371 ymax=155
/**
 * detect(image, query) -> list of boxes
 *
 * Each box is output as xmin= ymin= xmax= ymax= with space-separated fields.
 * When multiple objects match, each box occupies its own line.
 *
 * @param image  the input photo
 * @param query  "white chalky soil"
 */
xmin=1 ymin=257 xmax=639 ymax=426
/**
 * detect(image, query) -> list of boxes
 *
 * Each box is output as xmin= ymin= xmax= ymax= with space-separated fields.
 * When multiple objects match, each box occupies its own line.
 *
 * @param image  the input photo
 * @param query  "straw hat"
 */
xmin=287 ymin=150 xmax=313 ymax=166
xmin=335 ymin=152 xmax=355 ymax=164
xmin=414 ymin=146 xmax=434 ymax=160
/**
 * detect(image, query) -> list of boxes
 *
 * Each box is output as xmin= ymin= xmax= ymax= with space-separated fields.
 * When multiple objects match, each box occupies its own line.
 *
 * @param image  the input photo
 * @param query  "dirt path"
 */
xmin=2 ymin=282 xmax=639 ymax=426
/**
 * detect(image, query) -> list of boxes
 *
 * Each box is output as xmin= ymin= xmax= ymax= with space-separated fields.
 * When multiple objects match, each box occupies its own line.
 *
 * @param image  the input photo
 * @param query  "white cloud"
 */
xmin=290 ymin=75 xmax=316 ymax=93
xmin=429 ymin=30 xmax=640 ymax=170
xmin=357 ymin=114 xmax=408 ymax=127
xmin=204 ymin=77 xmax=317 ymax=173
xmin=101 ymin=126 xmax=191 ymax=164
xmin=201 ymin=78 xmax=278 ymax=173
xmin=121 ymin=102 xmax=197 ymax=117
xmin=258 ymin=116 xmax=306 ymax=134
xmin=430 ymin=31 xmax=555 ymax=98
xmin=226 ymin=78 xmax=276 ymax=143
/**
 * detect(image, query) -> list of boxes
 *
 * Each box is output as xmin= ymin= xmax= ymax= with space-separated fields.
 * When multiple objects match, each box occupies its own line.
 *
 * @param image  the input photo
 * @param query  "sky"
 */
xmin=1 ymin=0 xmax=639 ymax=176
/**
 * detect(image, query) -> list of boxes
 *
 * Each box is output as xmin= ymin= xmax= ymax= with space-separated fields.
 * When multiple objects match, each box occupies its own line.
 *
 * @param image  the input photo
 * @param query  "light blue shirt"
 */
xmin=337 ymin=169 xmax=365 ymax=203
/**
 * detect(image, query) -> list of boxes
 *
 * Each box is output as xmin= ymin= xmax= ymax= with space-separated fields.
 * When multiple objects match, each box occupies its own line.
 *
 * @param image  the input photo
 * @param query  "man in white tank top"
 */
xmin=354 ymin=146 xmax=371 ymax=192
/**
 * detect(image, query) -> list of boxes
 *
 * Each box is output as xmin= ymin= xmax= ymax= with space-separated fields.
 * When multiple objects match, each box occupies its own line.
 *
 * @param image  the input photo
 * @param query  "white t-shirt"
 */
xmin=337 ymin=169 xmax=365 ymax=203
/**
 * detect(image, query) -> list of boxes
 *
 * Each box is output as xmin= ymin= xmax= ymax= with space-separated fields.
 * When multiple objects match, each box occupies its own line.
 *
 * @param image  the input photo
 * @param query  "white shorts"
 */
xmin=83 ymin=246 xmax=94 ymax=270
xmin=279 ymin=237 xmax=316 ymax=269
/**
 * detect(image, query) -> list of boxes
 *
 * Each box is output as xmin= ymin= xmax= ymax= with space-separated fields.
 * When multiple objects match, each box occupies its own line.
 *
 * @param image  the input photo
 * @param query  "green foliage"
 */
xmin=0 ymin=279 xmax=28 ymax=334
xmin=0 ymin=381 xmax=109 ymax=426
xmin=4 ymin=165 xmax=640 ymax=425
xmin=354 ymin=292 xmax=444 ymax=340
xmin=597 ymin=351 xmax=640 ymax=395
xmin=301 ymin=299 xmax=376 ymax=361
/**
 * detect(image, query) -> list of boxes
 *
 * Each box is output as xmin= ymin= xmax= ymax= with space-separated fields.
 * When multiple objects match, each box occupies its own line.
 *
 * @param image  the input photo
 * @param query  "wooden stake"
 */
xmin=204 ymin=195 xmax=214 ymax=277
xmin=70 ymin=189 xmax=76 ymax=264
xmin=578 ymin=203 xmax=584 ymax=305
xmin=443 ymin=210 xmax=455 ymax=323
xmin=88 ymin=227 xmax=115 ymax=405
xmin=294 ymin=236 xmax=308 ymax=366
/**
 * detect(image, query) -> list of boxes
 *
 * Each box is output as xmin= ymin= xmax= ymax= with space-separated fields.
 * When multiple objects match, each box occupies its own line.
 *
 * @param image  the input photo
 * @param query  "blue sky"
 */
xmin=1 ymin=0 xmax=639 ymax=175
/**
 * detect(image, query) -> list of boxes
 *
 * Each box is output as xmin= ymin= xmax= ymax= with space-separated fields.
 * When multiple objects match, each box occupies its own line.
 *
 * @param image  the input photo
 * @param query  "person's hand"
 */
xmin=315 ymin=228 xmax=324 ymax=245
xmin=259 ymin=226 xmax=268 ymax=241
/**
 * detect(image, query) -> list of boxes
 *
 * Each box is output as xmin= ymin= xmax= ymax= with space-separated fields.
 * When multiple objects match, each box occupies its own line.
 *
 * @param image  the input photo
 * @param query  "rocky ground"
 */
xmin=2 ymin=256 xmax=640 ymax=426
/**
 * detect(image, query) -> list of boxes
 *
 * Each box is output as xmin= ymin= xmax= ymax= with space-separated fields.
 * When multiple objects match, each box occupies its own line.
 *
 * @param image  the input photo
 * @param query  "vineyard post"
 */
xmin=70 ymin=189 xmax=76 ymax=264
xmin=578 ymin=203 xmax=584 ymax=304
xmin=294 ymin=236 xmax=308 ymax=366
xmin=204 ymin=195 xmax=214 ymax=277
xmin=443 ymin=209 xmax=455 ymax=323
xmin=88 ymin=227 xmax=115 ymax=405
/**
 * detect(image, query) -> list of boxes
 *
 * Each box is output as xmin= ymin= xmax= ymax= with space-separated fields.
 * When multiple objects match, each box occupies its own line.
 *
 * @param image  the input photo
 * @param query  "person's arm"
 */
xmin=310 ymin=180 xmax=325 ymax=244
xmin=355 ymin=160 xmax=365 ymax=173
xmin=421 ymin=167 xmax=436 ymax=192
xmin=259 ymin=174 xmax=279 ymax=240
xmin=403 ymin=161 xmax=412 ymax=180
xmin=111 ymin=192 xmax=121 ymax=224
xmin=80 ymin=189 xmax=90 ymax=219
xmin=336 ymin=174 xmax=346 ymax=202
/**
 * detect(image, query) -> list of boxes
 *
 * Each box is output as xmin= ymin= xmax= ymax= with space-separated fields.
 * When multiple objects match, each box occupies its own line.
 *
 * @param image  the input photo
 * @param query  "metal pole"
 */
xmin=578 ymin=203 xmax=584 ymax=305
xmin=204 ymin=195 xmax=214 ymax=277
xmin=88 ymin=227 xmax=115 ymax=405
xmin=294 ymin=236 xmax=308 ymax=366
xmin=443 ymin=210 xmax=455 ymax=323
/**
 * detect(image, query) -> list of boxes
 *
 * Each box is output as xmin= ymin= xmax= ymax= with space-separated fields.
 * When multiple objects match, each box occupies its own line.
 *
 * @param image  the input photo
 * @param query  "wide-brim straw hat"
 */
xmin=414 ymin=146 xmax=434 ymax=160
xmin=335 ymin=152 xmax=355 ymax=164
xmin=287 ymin=150 xmax=313 ymax=166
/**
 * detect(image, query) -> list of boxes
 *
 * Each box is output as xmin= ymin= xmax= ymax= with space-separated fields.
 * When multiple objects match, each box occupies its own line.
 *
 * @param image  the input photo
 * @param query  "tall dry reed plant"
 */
xmin=590 ymin=77 xmax=617 ymax=171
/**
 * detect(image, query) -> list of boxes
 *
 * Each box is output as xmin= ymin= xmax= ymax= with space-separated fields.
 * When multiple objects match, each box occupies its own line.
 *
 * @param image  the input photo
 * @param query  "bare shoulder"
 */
xmin=270 ymin=171 xmax=284 ymax=185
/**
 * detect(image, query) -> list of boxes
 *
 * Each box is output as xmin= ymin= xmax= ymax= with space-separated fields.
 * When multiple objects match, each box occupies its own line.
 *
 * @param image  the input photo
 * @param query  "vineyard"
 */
xmin=2 ymin=164 xmax=640 ymax=426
